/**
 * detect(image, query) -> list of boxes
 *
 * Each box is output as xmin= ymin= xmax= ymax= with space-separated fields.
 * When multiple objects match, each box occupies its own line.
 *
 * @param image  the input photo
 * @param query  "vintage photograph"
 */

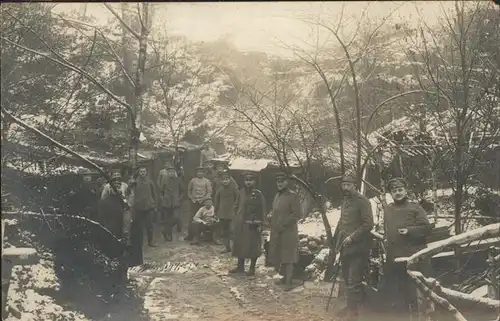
xmin=1 ymin=2 xmax=499 ymax=321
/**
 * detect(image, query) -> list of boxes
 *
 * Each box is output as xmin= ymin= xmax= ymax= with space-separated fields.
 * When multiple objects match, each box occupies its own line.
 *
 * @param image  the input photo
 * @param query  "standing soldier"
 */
xmin=214 ymin=170 xmax=239 ymax=253
xmin=383 ymin=177 xmax=433 ymax=319
xmin=213 ymin=164 xmax=238 ymax=194
xmin=200 ymin=143 xmax=217 ymax=167
xmin=133 ymin=166 xmax=158 ymax=247
xmin=186 ymin=166 xmax=212 ymax=241
xmin=333 ymin=174 xmax=374 ymax=321
xmin=229 ymin=171 xmax=265 ymax=276
xmin=70 ymin=169 xmax=99 ymax=219
xmin=100 ymin=169 xmax=129 ymax=238
xmin=269 ymin=172 xmax=302 ymax=291
xmin=157 ymin=164 xmax=184 ymax=241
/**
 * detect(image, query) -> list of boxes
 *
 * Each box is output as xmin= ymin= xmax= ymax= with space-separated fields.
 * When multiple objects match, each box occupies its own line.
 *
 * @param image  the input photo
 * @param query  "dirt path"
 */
xmin=131 ymin=233 xmax=341 ymax=321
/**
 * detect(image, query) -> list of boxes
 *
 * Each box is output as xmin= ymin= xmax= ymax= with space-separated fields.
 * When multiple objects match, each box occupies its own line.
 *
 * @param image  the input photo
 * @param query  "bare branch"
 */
xmin=102 ymin=3 xmax=140 ymax=39
xmin=1 ymin=36 xmax=132 ymax=115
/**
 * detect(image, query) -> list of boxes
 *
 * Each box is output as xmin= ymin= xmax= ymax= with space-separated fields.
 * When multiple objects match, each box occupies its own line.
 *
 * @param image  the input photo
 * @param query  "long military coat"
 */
xmin=384 ymin=200 xmax=432 ymax=260
xmin=382 ymin=200 xmax=433 ymax=311
xmin=99 ymin=182 xmax=129 ymax=238
xmin=269 ymin=189 xmax=302 ymax=266
xmin=231 ymin=188 xmax=266 ymax=259
xmin=334 ymin=192 xmax=374 ymax=257
xmin=214 ymin=183 xmax=239 ymax=220
xmin=157 ymin=174 xmax=184 ymax=209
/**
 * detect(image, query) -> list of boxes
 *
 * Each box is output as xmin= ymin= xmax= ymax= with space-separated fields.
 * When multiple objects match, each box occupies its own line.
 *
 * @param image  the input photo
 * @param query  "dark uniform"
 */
xmin=157 ymin=165 xmax=184 ymax=240
xmin=230 ymin=171 xmax=265 ymax=276
xmin=133 ymin=175 xmax=158 ymax=247
xmin=100 ymin=180 xmax=129 ymax=238
xmin=269 ymin=172 xmax=302 ymax=289
xmin=214 ymin=170 xmax=239 ymax=253
xmin=70 ymin=177 xmax=99 ymax=219
xmin=383 ymin=178 xmax=433 ymax=315
xmin=334 ymin=175 xmax=374 ymax=320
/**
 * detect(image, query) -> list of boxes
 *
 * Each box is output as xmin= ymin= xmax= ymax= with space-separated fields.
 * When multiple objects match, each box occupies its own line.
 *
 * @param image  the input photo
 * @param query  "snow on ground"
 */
xmin=297 ymin=188 xmax=499 ymax=281
xmin=5 ymin=257 xmax=87 ymax=321
xmin=298 ymin=187 xmax=499 ymax=241
xmin=298 ymin=197 xmax=386 ymax=238
xmin=298 ymin=207 xmax=341 ymax=238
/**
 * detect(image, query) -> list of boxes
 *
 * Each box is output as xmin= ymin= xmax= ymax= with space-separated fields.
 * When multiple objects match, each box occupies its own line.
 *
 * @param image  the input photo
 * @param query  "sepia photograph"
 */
xmin=1 ymin=1 xmax=499 ymax=321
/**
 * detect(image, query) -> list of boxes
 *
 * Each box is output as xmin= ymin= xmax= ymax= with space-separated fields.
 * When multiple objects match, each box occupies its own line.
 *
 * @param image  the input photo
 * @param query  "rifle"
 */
xmin=325 ymin=248 xmax=342 ymax=311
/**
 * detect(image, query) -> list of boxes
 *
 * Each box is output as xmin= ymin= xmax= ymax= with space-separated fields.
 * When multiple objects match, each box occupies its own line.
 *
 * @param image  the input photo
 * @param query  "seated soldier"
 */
xmin=191 ymin=198 xmax=219 ymax=245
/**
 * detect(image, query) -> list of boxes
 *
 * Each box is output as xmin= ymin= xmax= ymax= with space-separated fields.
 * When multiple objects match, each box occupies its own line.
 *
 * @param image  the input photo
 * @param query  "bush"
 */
xmin=473 ymin=187 xmax=500 ymax=225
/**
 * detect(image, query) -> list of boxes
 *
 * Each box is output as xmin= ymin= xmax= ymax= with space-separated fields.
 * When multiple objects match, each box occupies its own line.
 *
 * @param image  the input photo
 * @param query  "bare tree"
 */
xmin=278 ymin=3 xmax=412 ymax=185
xmin=405 ymin=1 xmax=500 ymax=235
xmin=1 ymin=4 xmax=156 ymax=250
xmin=104 ymin=3 xmax=152 ymax=174
xmin=147 ymin=35 xmax=232 ymax=162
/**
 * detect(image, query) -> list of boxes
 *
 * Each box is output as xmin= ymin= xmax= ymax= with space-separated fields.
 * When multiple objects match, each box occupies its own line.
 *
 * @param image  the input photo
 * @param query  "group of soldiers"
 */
xmin=73 ymin=161 xmax=433 ymax=321
xmin=173 ymin=163 xmax=303 ymax=284
xmin=333 ymin=175 xmax=433 ymax=321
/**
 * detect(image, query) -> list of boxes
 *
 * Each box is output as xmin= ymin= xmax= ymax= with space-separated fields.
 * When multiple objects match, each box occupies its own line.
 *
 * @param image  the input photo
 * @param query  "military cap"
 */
xmin=275 ymin=172 xmax=288 ymax=180
xmin=243 ymin=171 xmax=256 ymax=179
xmin=165 ymin=164 xmax=176 ymax=170
xmin=341 ymin=174 xmax=356 ymax=184
xmin=221 ymin=170 xmax=231 ymax=178
xmin=196 ymin=166 xmax=205 ymax=171
xmin=387 ymin=177 xmax=407 ymax=190
xmin=110 ymin=169 xmax=121 ymax=177
xmin=202 ymin=197 xmax=213 ymax=204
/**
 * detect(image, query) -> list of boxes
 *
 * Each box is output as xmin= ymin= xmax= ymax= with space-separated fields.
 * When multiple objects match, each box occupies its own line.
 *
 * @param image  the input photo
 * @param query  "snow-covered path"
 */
xmin=135 ymin=233 xmax=339 ymax=321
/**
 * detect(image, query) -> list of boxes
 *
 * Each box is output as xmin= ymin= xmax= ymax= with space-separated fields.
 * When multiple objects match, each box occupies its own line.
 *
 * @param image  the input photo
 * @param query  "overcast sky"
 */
xmin=52 ymin=1 xmax=456 ymax=57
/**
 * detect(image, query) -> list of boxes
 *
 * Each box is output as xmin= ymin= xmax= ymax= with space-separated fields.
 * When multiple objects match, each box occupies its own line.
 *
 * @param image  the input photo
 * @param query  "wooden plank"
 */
xmin=1 ymin=220 xmax=4 ymax=256
xmin=2 ymin=247 xmax=39 ymax=266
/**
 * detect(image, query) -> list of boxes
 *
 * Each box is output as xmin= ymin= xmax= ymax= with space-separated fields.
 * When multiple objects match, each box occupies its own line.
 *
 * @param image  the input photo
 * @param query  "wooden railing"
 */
xmin=404 ymin=223 xmax=500 ymax=321
xmin=1 ymin=218 xmax=40 ymax=319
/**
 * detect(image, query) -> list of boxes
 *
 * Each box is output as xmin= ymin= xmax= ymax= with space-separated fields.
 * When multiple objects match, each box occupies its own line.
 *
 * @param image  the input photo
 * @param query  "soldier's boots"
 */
xmin=343 ymin=311 xmax=359 ymax=321
xmin=337 ymin=306 xmax=359 ymax=321
xmin=245 ymin=258 xmax=257 ymax=276
xmin=336 ymin=306 xmax=349 ymax=317
xmin=163 ymin=229 xmax=173 ymax=242
xmin=282 ymin=264 xmax=295 ymax=291
xmin=220 ymin=240 xmax=231 ymax=254
xmin=229 ymin=258 xmax=245 ymax=274
xmin=190 ymin=235 xmax=201 ymax=245
xmin=274 ymin=277 xmax=286 ymax=285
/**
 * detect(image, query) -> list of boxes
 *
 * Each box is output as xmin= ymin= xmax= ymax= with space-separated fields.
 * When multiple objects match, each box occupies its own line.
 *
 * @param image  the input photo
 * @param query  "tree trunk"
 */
xmin=120 ymin=3 xmax=138 ymax=175
xmin=431 ymin=161 xmax=438 ymax=224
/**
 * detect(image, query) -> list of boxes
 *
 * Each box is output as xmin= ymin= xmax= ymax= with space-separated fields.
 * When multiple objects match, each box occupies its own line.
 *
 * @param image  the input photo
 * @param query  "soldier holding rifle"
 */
xmin=332 ymin=174 xmax=374 ymax=321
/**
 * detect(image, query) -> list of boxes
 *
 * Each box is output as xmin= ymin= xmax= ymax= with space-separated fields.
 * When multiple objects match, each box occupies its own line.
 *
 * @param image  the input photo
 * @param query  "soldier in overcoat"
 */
xmin=132 ymin=166 xmax=158 ymax=247
xmin=100 ymin=170 xmax=129 ymax=238
xmin=268 ymin=172 xmax=302 ymax=291
xmin=333 ymin=174 xmax=374 ymax=321
xmin=229 ymin=171 xmax=265 ymax=276
xmin=214 ymin=170 xmax=239 ymax=253
xmin=157 ymin=164 xmax=184 ymax=241
xmin=383 ymin=178 xmax=433 ymax=318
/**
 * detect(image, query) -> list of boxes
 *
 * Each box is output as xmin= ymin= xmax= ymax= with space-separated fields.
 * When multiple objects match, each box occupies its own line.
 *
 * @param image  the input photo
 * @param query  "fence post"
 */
xmin=487 ymin=247 xmax=499 ymax=300
xmin=1 ymin=220 xmax=4 ymax=256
